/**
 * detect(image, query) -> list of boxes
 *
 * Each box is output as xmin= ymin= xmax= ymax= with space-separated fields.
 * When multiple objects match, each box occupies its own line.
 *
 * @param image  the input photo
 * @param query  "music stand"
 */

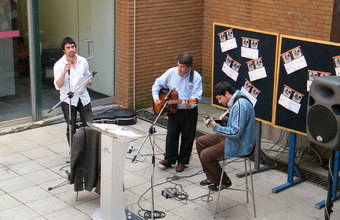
xmin=47 ymin=71 xmax=97 ymax=191
xmin=132 ymin=92 xmax=172 ymax=220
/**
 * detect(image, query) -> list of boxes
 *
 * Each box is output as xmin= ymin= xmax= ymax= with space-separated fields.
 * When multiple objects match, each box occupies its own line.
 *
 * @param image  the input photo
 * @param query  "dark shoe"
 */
xmin=159 ymin=159 xmax=172 ymax=168
xmin=175 ymin=164 xmax=185 ymax=172
xmin=208 ymin=179 xmax=232 ymax=192
xmin=199 ymin=179 xmax=212 ymax=186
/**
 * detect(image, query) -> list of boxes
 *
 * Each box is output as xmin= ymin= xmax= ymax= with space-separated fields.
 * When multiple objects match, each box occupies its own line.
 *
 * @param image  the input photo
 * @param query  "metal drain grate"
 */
xmin=268 ymin=158 xmax=329 ymax=190
xmin=137 ymin=109 xmax=333 ymax=190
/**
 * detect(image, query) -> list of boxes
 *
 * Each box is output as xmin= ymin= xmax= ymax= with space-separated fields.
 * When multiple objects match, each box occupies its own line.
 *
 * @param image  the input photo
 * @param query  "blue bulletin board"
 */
xmin=212 ymin=23 xmax=279 ymax=125
xmin=273 ymin=35 xmax=340 ymax=135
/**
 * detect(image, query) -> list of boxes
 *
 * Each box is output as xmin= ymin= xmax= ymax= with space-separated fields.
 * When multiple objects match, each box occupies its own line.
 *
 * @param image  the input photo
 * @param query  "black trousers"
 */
xmin=61 ymin=99 xmax=93 ymax=146
xmin=164 ymin=107 xmax=198 ymax=165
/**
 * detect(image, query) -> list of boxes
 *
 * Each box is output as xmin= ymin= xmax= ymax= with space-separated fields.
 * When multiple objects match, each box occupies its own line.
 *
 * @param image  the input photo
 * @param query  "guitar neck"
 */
xmin=168 ymin=100 xmax=184 ymax=105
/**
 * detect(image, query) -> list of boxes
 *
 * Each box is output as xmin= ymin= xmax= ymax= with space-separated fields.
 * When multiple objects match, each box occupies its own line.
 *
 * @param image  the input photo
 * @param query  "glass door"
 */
xmin=39 ymin=0 xmax=115 ymax=114
xmin=0 ymin=0 xmax=31 ymax=122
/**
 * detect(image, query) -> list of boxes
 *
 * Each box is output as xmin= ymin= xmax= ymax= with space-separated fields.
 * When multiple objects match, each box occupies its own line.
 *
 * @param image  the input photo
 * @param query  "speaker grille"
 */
xmin=307 ymin=105 xmax=338 ymax=143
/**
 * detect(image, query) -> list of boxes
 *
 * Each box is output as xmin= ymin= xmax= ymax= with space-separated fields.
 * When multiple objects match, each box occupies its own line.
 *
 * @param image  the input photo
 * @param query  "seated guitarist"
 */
xmin=152 ymin=52 xmax=203 ymax=172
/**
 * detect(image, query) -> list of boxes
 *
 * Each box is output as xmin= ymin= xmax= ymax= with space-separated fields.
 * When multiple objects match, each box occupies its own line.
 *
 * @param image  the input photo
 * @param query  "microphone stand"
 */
xmin=132 ymin=91 xmax=172 ymax=220
xmin=47 ymin=71 xmax=97 ymax=191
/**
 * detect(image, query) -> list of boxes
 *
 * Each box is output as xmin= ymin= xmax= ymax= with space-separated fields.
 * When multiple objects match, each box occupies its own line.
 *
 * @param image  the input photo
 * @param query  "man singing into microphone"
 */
xmin=53 ymin=37 xmax=93 ymax=148
xmin=152 ymin=52 xmax=203 ymax=172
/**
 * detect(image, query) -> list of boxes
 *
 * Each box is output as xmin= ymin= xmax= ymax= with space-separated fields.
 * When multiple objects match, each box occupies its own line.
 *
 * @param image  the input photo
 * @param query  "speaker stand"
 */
xmin=315 ymin=150 xmax=340 ymax=209
xmin=272 ymin=132 xmax=307 ymax=193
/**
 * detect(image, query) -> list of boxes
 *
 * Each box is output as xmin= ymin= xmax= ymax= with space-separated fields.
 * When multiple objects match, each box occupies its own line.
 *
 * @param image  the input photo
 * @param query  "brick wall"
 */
xmin=116 ymin=0 xmax=334 ymax=109
xmin=116 ymin=0 xmax=204 ymax=109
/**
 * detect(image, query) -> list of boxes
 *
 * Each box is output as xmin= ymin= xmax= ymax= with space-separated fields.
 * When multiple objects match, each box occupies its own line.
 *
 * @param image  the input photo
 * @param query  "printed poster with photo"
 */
xmin=246 ymin=57 xmax=267 ymax=82
xmin=278 ymin=85 xmax=303 ymax=114
xmin=218 ymin=28 xmax=238 ymax=53
xmin=333 ymin=55 xmax=340 ymax=76
xmin=222 ymin=54 xmax=241 ymax=81
xmin=241 ymin=37 xmax=259 ymax=60
xmin=281 ymin=46 xmax=307 ymax=74
xmin=306 ymin=70 xmax=331 ymax=92
xmin=240 ymin=79 xmax=260 ymax=106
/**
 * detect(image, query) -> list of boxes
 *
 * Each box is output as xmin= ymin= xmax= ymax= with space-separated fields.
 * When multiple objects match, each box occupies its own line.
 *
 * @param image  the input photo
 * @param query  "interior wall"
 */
xmin=39 ymin=0 xmax=78 ymax=49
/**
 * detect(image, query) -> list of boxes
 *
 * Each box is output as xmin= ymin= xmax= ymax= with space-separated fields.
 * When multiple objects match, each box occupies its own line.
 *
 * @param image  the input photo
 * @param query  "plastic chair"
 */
xmin=211 ymin=147 xmax=256 ymax=218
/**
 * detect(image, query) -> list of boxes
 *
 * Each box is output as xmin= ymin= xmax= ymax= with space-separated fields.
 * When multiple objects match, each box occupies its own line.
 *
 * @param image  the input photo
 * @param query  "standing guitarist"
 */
xmin=152 ymin=52 xmax=203 ymax=172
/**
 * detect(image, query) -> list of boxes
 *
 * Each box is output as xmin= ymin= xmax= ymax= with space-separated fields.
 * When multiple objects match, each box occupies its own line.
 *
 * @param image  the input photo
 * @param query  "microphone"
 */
xmin=165 ymin=88 xmax=175 ymax=100
xmin=67 ymin=62 xmax=71 ymax=75
xmin=92 ymin=71 xmax=97 ymax=76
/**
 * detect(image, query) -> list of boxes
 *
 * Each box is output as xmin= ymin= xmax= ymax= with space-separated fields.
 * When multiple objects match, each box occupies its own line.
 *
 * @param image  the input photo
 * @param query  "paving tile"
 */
xmin=0 ymin=194 xmax=21 ymax=211
xmin=0 ymin=165 xmax=19 ymax=181
xmin=6 ymin=138 xmax=43 ymax=152
xmin=44 ymin=206 xmax=89 ymax=220
xmin=0 ymin=204 xmax=40 ymax=220
xmin=0 ymin=152 xmax=30 ymax=166
xmin=23 ymin=169 xmax=62 ymax=185
xmin=10 ymin=185 xmax=51 ymax=204
xmin=35 ymin=154 xmax=68 ymax=168
xmin=56 ymin=189 xmax=98 ymax=206
xmin=260 ymin=206 xmax=322 ymax=220
xmin=26 ymin=195 xmax=69 ymax=215
xmin=74 ymin=198 xmax=100 ymax=216
xmin=10 ymin=160 xmax=46 ymax=175
xmin=169 ymin=201 xmax=212 ymax=220
xmin=0 ymin=176 xmax=34 ymax=193
xmin=21 ymin=147 xmax=55 ymax=160
xmin=45 ymin=141 xmax=69 ymax=154
xmin=0 ymin=146 xmax=16 ymax=157
xmin=0 ymin=132 xmax=26 ymax=145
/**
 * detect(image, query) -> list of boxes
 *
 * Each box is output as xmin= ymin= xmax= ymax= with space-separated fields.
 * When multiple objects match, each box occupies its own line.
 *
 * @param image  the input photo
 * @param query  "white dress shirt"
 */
xmin=53 ymin=54 xmax=92 ymax=106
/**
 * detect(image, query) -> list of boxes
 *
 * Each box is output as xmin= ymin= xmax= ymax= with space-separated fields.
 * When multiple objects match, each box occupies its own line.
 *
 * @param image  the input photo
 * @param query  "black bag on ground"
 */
xmin=92 ymin=108 xmax=137 ymax=125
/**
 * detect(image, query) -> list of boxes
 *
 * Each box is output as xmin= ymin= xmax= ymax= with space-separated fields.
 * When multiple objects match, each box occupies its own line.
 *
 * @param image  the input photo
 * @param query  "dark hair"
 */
xmin=61 ymin=37 xmax=76 ymax=50
xmin=177 ymin=52 xmax=193 ymax=67
xmin=213 ymin=81 xmax=236 ymax=97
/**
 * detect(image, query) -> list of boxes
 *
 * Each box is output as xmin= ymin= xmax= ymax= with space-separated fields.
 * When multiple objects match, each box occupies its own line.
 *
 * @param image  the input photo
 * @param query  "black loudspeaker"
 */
xmin=307 ymin=76 xmax=340 ymax=150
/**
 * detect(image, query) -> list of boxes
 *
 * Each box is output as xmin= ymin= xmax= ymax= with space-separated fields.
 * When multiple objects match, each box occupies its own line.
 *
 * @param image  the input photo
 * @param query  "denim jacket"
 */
xmin=213 ymin=90 xmax=256 ymax=159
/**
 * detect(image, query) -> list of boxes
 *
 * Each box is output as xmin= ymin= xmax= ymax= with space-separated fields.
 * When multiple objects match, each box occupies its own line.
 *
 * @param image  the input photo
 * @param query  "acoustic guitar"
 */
xmin=153 ymin=88 xmax=198 ymax=115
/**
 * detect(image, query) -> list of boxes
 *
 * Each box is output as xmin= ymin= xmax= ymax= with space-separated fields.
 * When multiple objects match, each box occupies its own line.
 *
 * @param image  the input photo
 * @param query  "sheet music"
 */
xmin=92 ymin=123 xmax=142 ymax=139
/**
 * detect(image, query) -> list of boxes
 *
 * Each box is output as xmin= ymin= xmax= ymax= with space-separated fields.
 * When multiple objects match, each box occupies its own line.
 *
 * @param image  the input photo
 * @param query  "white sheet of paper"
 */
xmin=307 ymin=80 xmax=312 ymax=92
xmin=222 ymin=62 xmax=239 ymax=81
xmin=284 ymin=56 xmax=308 ymax=74
xmin=248 ymin=66 xmax=267 ymax=82
xmin=278 ymin=94 xmax=301 ymax=114
xmin=92 ymin=123 xmax=142 ymax=139
xmin=241 ymin=87 xmax=257 ymax=106
xmin=241 ymin=47 xmax=259 ymax=59
xmin=335 ymin=67 xmax=340 ymax=76
xmin=220 ymin=38 xmax=237 ymax=52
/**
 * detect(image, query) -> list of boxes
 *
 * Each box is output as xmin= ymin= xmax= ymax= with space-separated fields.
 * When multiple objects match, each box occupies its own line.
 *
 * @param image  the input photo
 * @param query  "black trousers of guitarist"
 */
xmin=165 ymin=107 xmax=198 ymax=167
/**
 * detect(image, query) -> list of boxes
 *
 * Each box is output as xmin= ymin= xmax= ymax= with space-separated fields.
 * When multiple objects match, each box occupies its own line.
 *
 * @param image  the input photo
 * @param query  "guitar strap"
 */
xmin=234 ymin=95 xmax=252 ymax=105
xmin=189 ymin=69 xmax=194 ymax=89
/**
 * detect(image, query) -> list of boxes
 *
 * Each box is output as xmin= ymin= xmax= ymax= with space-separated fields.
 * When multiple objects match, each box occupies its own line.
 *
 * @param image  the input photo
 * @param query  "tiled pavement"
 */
xmin=0 ymin=100 xmax=339 ymax=220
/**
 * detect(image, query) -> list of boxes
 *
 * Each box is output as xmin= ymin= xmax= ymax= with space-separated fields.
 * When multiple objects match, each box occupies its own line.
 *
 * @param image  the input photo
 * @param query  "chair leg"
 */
xmin=207 ymin=188 xmax=211 ymax=203
xmin=244 ymin=159 xmax=249 ymax=203
xmin=213 ymin=159 xmax=225 ymax=219
xmin=248 ymin=158 xmax=257 ymax=218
